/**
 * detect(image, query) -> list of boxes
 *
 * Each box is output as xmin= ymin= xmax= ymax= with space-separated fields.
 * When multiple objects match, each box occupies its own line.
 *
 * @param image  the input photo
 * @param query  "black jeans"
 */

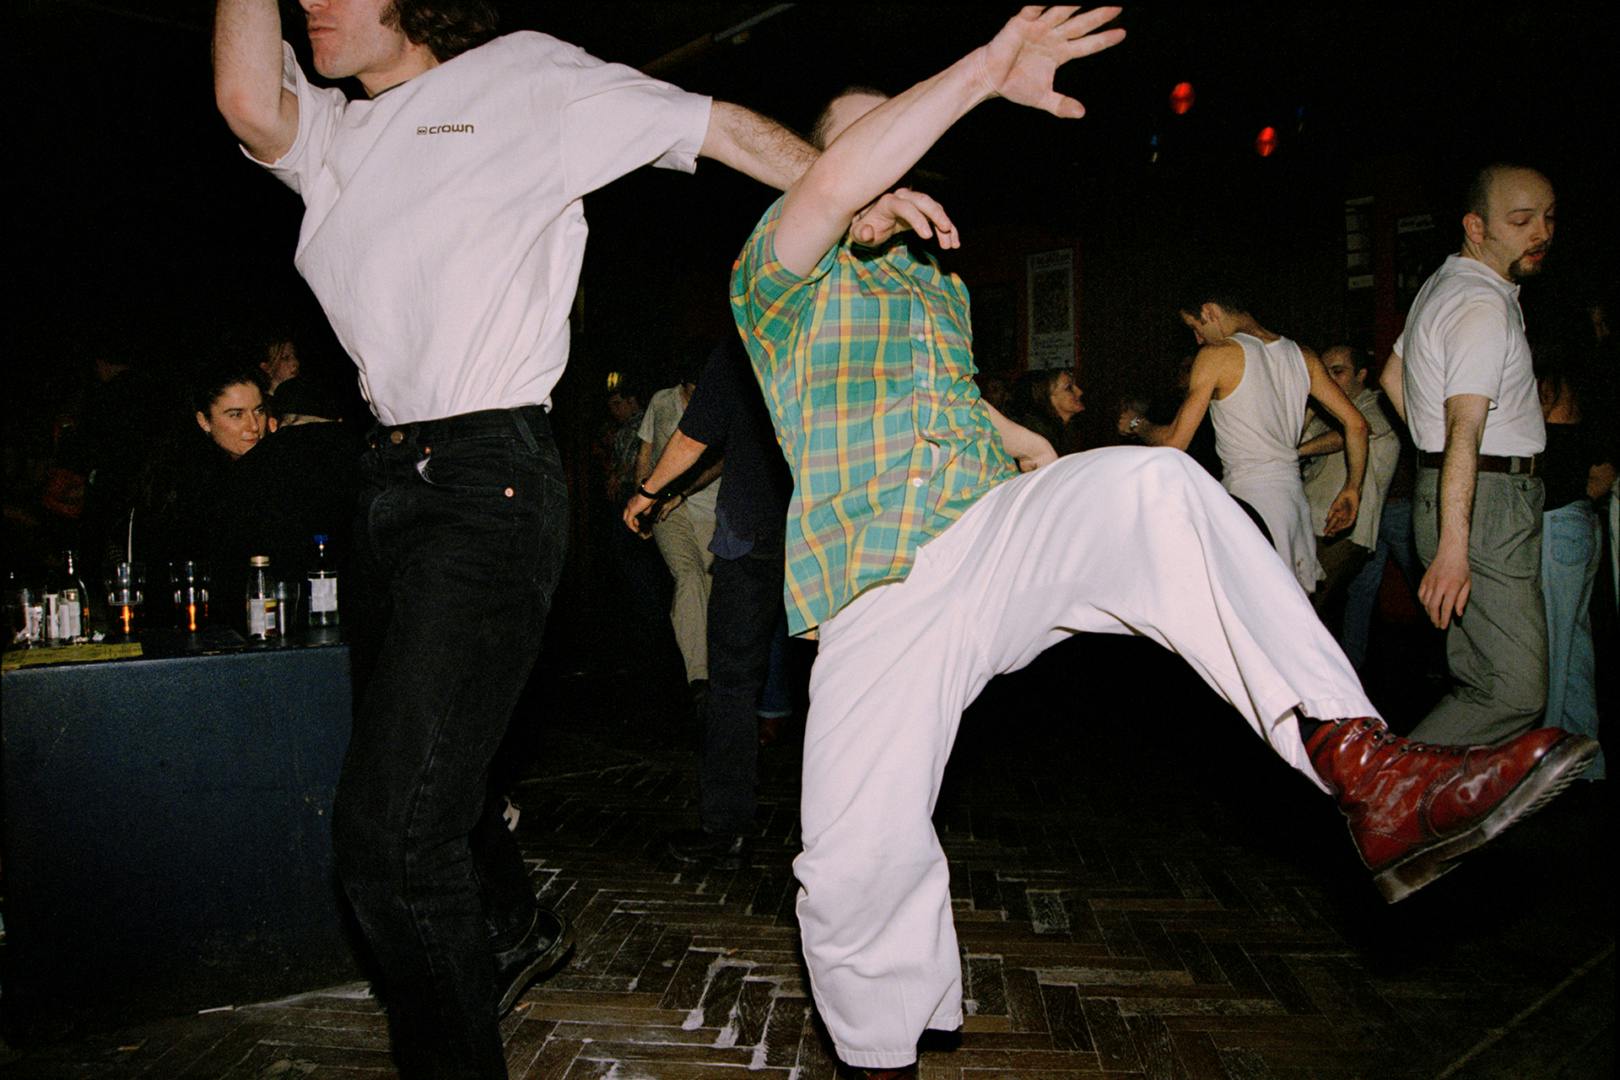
xmin=701 ymin=537 xmax=785 ymax=835
xmin=333 ymin=406 xmax=567 ymax=1079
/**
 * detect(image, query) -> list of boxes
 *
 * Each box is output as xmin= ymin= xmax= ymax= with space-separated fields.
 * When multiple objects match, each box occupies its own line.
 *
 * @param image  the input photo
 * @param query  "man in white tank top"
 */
xmin=1119 ymin=290 xmax=1370 ymax=593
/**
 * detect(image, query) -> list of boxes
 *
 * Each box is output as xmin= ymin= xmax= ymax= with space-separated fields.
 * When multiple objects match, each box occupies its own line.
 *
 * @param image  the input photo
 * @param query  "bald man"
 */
xmin=1381 ymin=164 xmax=1555 ymax=745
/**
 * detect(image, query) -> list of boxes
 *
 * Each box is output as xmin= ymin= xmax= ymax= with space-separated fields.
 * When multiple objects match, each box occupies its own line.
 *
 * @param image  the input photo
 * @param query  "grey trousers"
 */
xmin=1410 ymin=467 xmax=1547 ymax=745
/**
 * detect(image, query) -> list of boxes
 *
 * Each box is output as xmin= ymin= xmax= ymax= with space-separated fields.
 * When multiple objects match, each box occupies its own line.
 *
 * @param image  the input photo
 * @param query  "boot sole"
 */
xmin=497 ymin=923 xmax=576 ymax=1017
xmin=1372 ymin=734 xmax=1599 ymax=903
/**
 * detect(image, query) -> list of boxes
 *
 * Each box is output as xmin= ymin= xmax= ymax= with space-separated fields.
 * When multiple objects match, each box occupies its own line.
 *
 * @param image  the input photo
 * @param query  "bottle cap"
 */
xmin=250 ymin=555 xmax=270 ymax=566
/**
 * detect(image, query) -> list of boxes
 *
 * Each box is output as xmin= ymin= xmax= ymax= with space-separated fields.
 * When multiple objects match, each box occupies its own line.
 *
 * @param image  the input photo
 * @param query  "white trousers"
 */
xmin=652 ymin=499 xmax=715 ymax=682
xmin=798 ymin=448 xmax=1374 ymax=1068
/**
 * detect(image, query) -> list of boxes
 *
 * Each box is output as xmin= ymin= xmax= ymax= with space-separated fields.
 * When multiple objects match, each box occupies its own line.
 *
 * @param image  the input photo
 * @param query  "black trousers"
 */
xmin=334 ymin=406 xmax=567 ymax=1079
xmin=701 ymin=536 xmax=786 ymax=835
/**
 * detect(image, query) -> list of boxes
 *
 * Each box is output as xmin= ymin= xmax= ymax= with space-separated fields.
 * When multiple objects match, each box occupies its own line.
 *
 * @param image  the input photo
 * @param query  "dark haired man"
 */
xmin=1380 ymin=164 xmax=1555 ymax=746
xmin=731 ymin=11 xmax=1595 ymax=1076
xmin=213 ymin=1 xmax=843 ymax=1075
xmin=1118 ymin=292 xmax=1370 ymax=593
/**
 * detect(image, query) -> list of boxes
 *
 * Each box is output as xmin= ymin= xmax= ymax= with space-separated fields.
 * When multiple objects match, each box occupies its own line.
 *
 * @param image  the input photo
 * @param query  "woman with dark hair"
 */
xmin=1010 ymin=367 xmax=1085 ymax=456
xmin=132 ymin=364 xmax=271 ymax=620
xmin=193 ymin=365 xmax=271 ymax=461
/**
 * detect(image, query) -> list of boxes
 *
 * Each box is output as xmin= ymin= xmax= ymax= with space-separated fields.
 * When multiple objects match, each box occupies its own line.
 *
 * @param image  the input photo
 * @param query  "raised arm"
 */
xmin=213 ymin=0 xmax=299 ymax=162
xmin=1304 ymin=348 xmax=1370 ymax=535
xmin=773 ymin=5 xmax=1124 ymax=274
xmin=700 ymin=101 xmax=818 ymax=191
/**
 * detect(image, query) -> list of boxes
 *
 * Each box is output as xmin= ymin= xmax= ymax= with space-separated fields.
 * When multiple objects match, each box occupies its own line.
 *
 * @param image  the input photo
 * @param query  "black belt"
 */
xmin=1417 ymin=451 xmax=1538 ymax=476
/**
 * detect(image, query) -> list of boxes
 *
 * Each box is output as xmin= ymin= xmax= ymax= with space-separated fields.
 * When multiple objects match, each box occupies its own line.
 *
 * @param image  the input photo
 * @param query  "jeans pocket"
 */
xmin=1549 ymin=511 xmax=1595 ymax=566
xmin=416 ymin=435 xmax=517 ymax=494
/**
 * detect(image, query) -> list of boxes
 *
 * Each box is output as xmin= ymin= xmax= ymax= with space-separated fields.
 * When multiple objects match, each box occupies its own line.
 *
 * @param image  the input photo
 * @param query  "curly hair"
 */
xmin=383 ymin=0 xmax=500 ymax=62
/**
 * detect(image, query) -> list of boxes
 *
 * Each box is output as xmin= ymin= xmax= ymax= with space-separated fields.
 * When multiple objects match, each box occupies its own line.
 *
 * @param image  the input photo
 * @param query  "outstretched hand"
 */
xmin=979 ymin=5 xmax=1126 ymax=119
xmin=851 ymin=188 xmax=958 ymax=249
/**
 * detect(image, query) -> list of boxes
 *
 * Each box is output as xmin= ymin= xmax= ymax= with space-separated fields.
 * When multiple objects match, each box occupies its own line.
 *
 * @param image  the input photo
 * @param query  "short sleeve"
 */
xmin=1439 ymin=298 xmax=1510 ymax=404
xmin=679 ymin=345 xmax=743 ymax=449
xmin=636 ymin=395 xmax=660 ymax=444
xmin=241 ymin=42 xmax=346 ymax=198
xmin=729 ymin=198 xmax=842 ymax=355
xmin=558 ymin=44 xmax=711 ymax=201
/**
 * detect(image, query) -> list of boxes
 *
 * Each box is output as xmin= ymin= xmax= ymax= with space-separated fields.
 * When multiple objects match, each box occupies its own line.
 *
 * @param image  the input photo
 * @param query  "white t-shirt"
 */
xmin=1393 ymin=254 xmax=1544 ymax=457
xmin=1301 ymin=387 xmax=1400 ymax=548
xmin=252 ymin=33 xmax=711 ymax=425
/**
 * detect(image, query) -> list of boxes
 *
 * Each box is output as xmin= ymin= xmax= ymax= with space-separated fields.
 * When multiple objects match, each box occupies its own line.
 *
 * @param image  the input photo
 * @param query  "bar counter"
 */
xmin=2 ymin=630 xmax=365 ymax=1039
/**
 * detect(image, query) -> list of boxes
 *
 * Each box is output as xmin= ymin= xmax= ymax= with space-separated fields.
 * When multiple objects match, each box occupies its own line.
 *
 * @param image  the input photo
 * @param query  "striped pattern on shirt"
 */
xmin=730 ymin=196 xmax=1017 ymax=636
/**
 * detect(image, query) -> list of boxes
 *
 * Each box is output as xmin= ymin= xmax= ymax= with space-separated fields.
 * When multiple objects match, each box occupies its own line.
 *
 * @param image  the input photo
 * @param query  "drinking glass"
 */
xmin=105 ymin=562 xmax=145 ymax=638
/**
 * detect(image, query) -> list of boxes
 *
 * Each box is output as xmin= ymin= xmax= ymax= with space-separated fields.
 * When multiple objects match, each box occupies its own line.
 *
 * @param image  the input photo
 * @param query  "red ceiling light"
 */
xmin=1169 ymin=81 xmax=1196 ymax=115
xmin=1254 ymin=126 xmax=1279 ymax=157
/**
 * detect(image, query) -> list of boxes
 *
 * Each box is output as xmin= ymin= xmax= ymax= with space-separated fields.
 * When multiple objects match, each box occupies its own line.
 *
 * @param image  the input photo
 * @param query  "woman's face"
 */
xmin=196 ymin=381 xmax=268 ymax=459
xmin=1048 ymin=372 xmax=1084 ymax=421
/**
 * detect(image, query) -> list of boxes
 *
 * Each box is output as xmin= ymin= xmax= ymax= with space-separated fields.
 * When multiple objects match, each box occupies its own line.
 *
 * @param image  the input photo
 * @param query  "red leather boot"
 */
xmin=1305 ymin=719 xmax=1598 ymax=902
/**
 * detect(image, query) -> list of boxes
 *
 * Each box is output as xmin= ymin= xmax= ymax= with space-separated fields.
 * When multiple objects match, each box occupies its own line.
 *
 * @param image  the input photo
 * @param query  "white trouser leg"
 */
xmin=797 ymin=447 xmax=1373 ymax=1067
xmin=652 ymin=501 xmax=716 ymax=681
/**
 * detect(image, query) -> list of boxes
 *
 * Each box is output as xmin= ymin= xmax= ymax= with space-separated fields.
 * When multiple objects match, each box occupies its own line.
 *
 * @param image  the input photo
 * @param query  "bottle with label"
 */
xmin=307 ymin=534 xmax=339 ymax=627
xmin=246 ymin=555 xmax=280 ymax=641
xmin=47 ymin=549 xmax=90 ymax=644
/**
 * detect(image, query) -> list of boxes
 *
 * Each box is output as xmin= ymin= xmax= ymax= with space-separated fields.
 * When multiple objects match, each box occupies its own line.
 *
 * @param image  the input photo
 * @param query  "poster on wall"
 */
xmin=1026 ymin=248 xmax=1075 ymax=370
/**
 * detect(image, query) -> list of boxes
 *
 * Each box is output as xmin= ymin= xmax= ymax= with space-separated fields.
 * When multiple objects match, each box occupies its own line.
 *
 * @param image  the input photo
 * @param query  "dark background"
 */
xmin=11 ymin=0 xmax=1620 ymax=605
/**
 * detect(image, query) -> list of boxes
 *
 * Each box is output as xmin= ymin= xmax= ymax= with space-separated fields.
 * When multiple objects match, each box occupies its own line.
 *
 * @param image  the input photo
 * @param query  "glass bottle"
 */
xmin=45 ymin=553 xmax=90 ymax=647
xmin=307 ymin=534 xmax=339 ymax=627
xmin=246 ymin=555 xmax=280 ymax=640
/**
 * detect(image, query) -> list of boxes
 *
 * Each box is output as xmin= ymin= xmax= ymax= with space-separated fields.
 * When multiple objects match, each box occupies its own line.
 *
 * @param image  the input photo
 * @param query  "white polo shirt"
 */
xmin=252 ymin=32 xmax=712 ymax=425
xmin=1393 ymin=254 xmax=1544 ymax=457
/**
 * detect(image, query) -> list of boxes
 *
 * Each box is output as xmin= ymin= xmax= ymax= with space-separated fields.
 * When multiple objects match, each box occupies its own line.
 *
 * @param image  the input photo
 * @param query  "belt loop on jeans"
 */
xmin=510 ymin=408 xmax=539 ymax=453
xmin=1417 ymin=451 xmax=1538 ymax=476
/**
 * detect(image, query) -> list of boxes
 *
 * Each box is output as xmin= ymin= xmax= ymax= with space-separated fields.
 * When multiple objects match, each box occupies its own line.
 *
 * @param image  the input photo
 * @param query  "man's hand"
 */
xmin=978 ymin=5 xmax=1126 ymax=119
xmin=1323 ymin=486 xmax=1360 ymax=536
xmin=621 ymin=489 xmax=682 ymax=536
xmin=851 ymin=188 xmax=957 ymax=249
xmin=1117 ymin=405 xmax=1144 ymax=437
xmin=1418 ymin=541 xmax=1471 ymax=630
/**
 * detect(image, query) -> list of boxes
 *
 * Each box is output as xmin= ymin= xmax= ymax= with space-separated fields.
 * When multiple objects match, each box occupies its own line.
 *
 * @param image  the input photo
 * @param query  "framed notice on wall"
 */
xmin=1026 ymin=248 xmax=1075 ymax=370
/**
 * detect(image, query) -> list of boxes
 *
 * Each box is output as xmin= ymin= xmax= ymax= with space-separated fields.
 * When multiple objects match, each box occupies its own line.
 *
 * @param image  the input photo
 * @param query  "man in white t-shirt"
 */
xmin=212 ymin=2 xmax=837 ymax=1075
xmin=1299 ymin=346 xmax=1401 ymax=628
xmin=1381 ymin=164 xmax=1554 ymax=747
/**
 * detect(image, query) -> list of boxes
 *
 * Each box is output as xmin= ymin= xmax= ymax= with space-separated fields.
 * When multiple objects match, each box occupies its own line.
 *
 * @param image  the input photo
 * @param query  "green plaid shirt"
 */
xmin=731 ymin=196 xmax=1017 ymax=636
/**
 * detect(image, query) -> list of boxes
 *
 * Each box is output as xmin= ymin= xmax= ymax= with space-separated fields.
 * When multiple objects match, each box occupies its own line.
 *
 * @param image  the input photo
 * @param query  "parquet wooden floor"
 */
xmin=3 ymin=637 xmax=1612 ymax=1078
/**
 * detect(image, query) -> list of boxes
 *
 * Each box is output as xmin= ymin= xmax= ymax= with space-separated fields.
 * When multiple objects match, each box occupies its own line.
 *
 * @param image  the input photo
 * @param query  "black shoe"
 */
xmin=494 ymin=906 xmax=574 ymax=1017
xmin=665 ymin=828 xmax=753 ymax=870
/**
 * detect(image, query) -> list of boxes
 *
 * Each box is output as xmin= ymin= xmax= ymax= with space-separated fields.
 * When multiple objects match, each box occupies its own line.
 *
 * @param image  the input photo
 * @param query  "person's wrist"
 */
xmin=636 ymin=483 xmax=660 ymax=501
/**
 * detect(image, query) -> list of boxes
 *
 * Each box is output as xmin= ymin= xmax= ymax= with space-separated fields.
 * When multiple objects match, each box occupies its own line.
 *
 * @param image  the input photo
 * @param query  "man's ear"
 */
xmin=196 ymin=411 xmax=211 ymax=434
xmin=1201 ymin=302 xmax=1223 ymax=328
xmin=268 ymin=416 xmax=280 ymax=434
xmin=1462 ymin=211 xmax=1486 ymax=246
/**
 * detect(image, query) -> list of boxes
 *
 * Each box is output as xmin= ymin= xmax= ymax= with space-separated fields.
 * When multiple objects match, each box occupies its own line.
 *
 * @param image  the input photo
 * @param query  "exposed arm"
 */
xmin=213 ymin=0 xmax=299 ymax=162
xmin=1298 ymin=428 xmax=1346 ymax=458
xmin=1418 ymin=394 xmax=1489 ymax=629
xmin=773 ymin=6 xmax=1123 ymax=275
xmin=1120 ymin=345 xmax=1221 ymax=450
xmin=1379 ymin=350 xmax=1407 ymax=424
xmin=1589 ymin=461 xmax=1617 ymax=503
xmin=699 ymin=101 xmax=818 ymax=191
xmin=1304 ymin=348 xmax=1369 ymax=535
xmin=623 ymin=430 xmax=711 ymax=533
xmin=983 ymin=402 xmax=1057 ymax=472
